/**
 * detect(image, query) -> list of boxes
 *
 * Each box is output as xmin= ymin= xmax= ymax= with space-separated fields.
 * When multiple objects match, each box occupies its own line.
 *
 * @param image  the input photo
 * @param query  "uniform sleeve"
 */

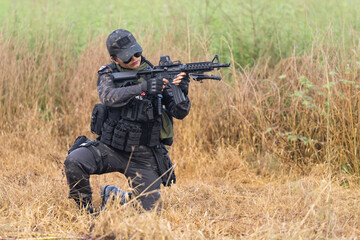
xmin=162 ymin=84 xmax=191 ymax=120
xmin=97 ymin=68 xmax=143 ymax=108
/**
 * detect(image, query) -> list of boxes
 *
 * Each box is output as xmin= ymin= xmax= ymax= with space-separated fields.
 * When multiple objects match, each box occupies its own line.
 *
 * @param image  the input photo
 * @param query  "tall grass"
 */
xmin=3 ymin=24 xmax=360 ymax=175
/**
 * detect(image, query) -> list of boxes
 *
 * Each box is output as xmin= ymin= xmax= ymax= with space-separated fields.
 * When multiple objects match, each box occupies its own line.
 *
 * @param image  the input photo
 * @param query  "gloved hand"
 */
xmin=171 ymin=72 xmax=190 ymax=96
xmin=178 ymin=75 xmax=190 ymax=96
xmin=141 ymin=77 xmax=164 ymax=95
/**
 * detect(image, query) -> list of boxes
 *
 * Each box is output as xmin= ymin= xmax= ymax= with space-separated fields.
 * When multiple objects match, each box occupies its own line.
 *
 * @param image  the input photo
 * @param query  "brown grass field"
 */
xmin=1 ymin=28 xmax=360 ymax=239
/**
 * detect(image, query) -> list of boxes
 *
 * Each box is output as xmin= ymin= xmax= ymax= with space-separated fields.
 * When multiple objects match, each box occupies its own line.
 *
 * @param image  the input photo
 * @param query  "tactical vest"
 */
xmin=93 ymin=62 xmax=162 ymax=152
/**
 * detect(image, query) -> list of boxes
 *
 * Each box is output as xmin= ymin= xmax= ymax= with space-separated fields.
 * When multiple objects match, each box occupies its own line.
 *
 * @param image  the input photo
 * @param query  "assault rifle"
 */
xmin=112 ymin=55 xmax=230 ymax=105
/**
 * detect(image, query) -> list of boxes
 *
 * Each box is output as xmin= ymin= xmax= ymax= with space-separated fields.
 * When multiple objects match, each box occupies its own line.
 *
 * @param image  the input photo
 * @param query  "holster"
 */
xmin=67 ymin=136 xmax=108 ymax=173
xmin=152 ymin=145 xmax=176 ymax=187
xmin=67 ymin=136 xmax=92 ymax=155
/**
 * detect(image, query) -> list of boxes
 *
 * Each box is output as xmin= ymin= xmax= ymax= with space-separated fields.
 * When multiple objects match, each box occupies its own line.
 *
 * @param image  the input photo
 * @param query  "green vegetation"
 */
xmin=1 ymin=0 xmax=360 ymax=65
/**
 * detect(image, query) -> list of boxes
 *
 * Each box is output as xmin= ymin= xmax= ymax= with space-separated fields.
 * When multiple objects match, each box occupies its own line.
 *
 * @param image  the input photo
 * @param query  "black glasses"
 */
xmin=123 ymin=52 xmax=142 ymax=64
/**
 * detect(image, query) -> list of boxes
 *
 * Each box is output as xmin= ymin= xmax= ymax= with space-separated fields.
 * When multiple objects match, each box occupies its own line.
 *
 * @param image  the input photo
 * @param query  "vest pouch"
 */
xmin=121 ymin=100 xmax=137 ymax=121
xmin=91 ymin=104 xmax=108 ymax=135
xmin=100 ymin=118 xmax=116 ymax=146
xmin=148 ymin=119 xmax=161 ymax=147
xmin=121 ymin=98 xmax=155 ymax=123
xmin=124 ymin=124 xmax=142 ymax=152
xmin=112 ymin=122 xmax=127 ymax=151
xmin=136 ymin=99 xmax=154 ymax=122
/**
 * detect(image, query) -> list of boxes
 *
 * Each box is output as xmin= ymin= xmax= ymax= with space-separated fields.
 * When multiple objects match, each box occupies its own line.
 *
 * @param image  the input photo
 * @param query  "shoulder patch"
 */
xmin=98 ymin=65 xmax=107 ymax=71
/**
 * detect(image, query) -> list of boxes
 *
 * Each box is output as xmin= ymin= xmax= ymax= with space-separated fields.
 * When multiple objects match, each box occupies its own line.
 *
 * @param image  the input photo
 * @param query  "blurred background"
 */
xmin=1 ymin=0 xmax=360 ymax=239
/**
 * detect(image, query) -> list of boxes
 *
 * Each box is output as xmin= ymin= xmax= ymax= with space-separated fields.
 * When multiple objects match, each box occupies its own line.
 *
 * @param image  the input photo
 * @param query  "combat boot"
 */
xmin=100 ymin=185 xmax=132 ymax=210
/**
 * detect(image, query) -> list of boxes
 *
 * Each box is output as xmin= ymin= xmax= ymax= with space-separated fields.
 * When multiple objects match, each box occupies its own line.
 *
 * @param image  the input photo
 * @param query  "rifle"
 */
xmin=112 ymin=55 xmax=230 ymax=111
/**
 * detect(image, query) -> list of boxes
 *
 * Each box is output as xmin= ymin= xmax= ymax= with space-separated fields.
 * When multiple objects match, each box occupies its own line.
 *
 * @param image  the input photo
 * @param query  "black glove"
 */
xmin=178 ymin=75 xmax=190 ymax=96
xmin=141 ymin=77 xmax=163 ymax=95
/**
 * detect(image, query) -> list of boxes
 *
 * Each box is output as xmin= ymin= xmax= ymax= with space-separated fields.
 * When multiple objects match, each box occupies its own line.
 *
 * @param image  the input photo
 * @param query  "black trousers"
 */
xmin=64 ymin=140 xmax=162 ymax=210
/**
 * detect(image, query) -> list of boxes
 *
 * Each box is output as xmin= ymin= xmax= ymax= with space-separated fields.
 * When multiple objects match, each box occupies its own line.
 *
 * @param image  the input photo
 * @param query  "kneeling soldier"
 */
xmin=64 ymin=29 xmax=191 ymax=213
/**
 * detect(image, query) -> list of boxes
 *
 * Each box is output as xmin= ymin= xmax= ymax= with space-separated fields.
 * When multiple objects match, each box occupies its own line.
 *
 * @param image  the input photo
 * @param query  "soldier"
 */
xmin=64 ymin=29 xmax=191 ymax=213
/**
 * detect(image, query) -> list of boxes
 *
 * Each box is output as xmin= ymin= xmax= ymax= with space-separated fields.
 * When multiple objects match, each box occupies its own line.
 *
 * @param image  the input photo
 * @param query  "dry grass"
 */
xmin=1 ymin=28 xmax=360 ymax=239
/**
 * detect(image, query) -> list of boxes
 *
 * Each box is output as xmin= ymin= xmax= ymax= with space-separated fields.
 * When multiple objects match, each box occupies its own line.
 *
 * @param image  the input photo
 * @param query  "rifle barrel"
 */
xmin=216 ymin=63 xmax=231 ymax=68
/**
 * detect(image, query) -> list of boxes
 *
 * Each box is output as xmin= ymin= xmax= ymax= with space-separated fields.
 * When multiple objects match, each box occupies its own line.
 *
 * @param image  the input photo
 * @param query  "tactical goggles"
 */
xmin=123 ymin=52 xmax=142 ymax=64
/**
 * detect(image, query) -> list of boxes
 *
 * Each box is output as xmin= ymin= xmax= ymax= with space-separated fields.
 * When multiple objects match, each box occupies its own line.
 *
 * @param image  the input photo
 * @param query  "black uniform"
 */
xmin=64 ymin=58 xmax=191 ymax=210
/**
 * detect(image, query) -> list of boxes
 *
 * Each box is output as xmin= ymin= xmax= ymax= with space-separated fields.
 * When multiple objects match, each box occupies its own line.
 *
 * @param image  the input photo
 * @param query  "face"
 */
xmin=112 ymin=53 xmax=141 ymax=69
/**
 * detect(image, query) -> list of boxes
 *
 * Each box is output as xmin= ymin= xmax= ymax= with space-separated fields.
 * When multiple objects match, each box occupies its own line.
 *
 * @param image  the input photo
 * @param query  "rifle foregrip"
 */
xmin=170 ymin=84 xmax=186 ymax=105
